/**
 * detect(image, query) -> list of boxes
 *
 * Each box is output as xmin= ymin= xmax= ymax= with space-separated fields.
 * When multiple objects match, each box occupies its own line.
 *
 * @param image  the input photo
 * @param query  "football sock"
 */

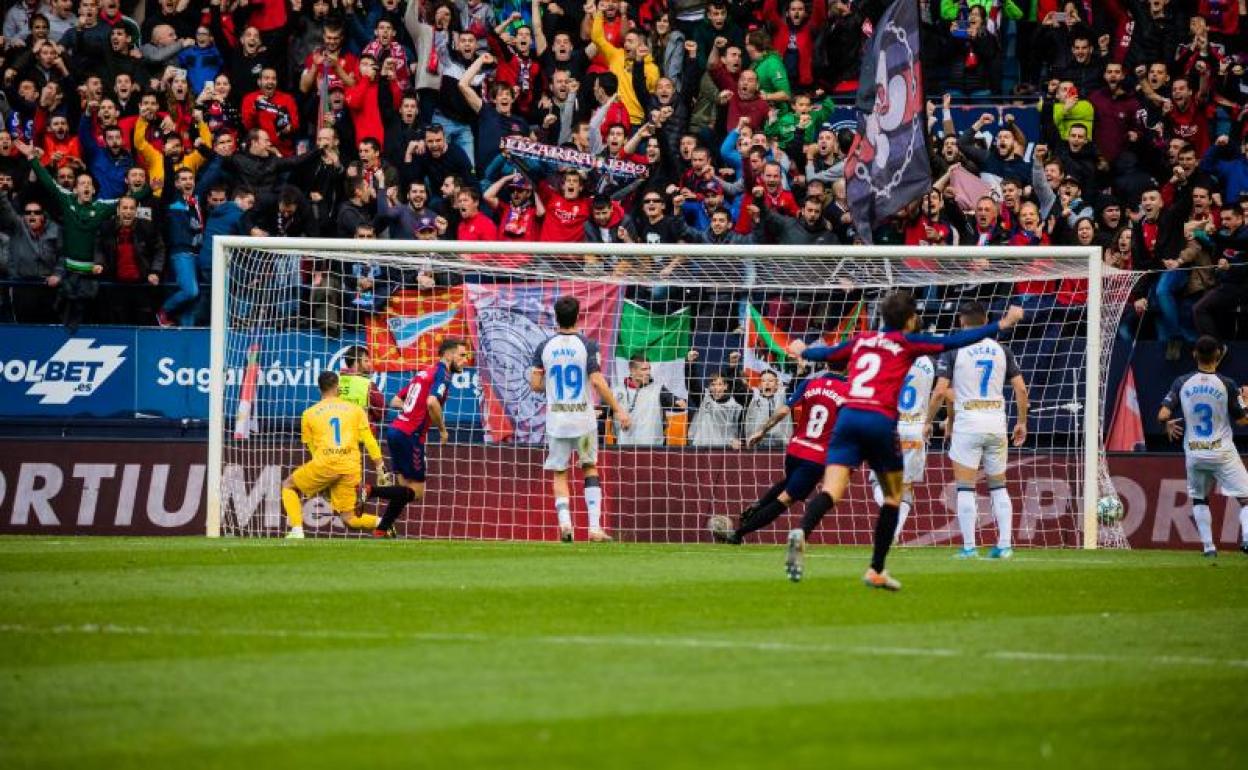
xmin=871 ymin=477 xmax=884 ymax=507
xmin=346 ymin=513 xmax=381 ymax=530
xmin=734 ymin=498 xmax=788 ymax=539
xmin=1238 ymin=499 xmax=1248 ymax=542
xmin=743 ymin=479 xmax=783 ymax=521
xmin=800 ymin=492 xmax=834 ymax=537
xmin=872 ymin=503 xmax=900 ymax=573
xmin=281 ymin=488 xmax=303 ymax=529
xmin=584 ymin=477 xmax=603 ymax=530
xmin=555 ymin=497 xmax=572 ymax=529
xmin=370 ymin=485 xmax=410 ymax=501
xmin=894 ymin=495 xmax=912 ymax=542
xmin=1192 ymin=500 xmax=1214 ymax=550
xmin=990 ymin=485 xmax=1013 ymax=549
xmin=956 ymin=486 xmax=977 ymax=549
xmin=376 ymin=487 xmax=417 ymax=532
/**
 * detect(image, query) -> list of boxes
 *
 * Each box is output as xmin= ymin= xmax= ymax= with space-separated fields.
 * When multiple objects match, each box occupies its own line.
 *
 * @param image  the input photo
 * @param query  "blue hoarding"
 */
xmin=0 ymin=325 xmax=482 ymax=424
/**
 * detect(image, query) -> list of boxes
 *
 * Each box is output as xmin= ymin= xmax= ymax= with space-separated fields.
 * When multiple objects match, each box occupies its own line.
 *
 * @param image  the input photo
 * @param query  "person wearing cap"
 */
xmin=484 ymin=171 xmax=543 ymax=243
xmin=1054 ymin=175 xmax=1094 ymax=235
xmin=680 ymin=177 xmax=734 ymax=234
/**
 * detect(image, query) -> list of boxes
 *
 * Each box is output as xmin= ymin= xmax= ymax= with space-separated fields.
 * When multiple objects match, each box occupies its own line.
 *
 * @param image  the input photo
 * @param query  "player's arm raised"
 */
xmin=790 ymin=338 xmax=851 ymax=364
xmin=910 ymin=305 xmax=1026 ymax=351
xmin=747 ymin=405 xmax=791 ymax=448
xmin=590 ymin=370 xmax=632 ymax=431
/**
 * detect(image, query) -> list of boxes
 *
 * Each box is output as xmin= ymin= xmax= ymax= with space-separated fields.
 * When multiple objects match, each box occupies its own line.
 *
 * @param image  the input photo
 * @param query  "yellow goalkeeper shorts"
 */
xmin=291 ymin=460 xmax=361 ymax=514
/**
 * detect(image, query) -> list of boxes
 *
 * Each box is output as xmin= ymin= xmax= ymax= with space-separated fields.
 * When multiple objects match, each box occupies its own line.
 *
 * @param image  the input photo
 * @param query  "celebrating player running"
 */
xmin=790 ymin=291 xmax=1024 ymax=590
xmin=366 ymin=338 xmax=470 ymax=537
xmin=715 ymin=368 xmax=849 ymax=545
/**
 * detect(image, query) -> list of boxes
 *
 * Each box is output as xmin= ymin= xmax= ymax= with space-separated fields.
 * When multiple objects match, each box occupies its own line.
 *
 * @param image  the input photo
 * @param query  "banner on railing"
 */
xmin=0 ymin=326 xmax=482 ymax=424
xmin=0 ymin=439 xmax=1237 ymax=550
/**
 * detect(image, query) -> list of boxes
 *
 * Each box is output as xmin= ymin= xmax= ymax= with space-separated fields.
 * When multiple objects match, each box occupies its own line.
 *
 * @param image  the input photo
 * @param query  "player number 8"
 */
xmin=805 ymin=404 xmax=830 ymax=438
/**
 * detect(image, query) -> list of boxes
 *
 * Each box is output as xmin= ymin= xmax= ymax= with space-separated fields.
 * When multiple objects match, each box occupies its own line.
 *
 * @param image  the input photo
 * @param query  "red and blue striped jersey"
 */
xmin=390 ymin=362 xmax=451 ymax=438
xmin=786 ymin=374 xmax=848 ymax=463
xmin=802 ymin=322 xmax=1003 ymax=420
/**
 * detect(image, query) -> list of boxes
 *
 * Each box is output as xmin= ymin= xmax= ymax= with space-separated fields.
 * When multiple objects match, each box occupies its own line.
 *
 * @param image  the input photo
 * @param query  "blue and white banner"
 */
xmin=0 ymin=326 xmax=482 ymax=424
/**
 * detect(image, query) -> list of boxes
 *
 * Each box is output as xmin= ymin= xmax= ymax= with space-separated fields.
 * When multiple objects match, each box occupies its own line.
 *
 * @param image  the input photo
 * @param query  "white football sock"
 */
xmin=1192 ymin=504 xmax=1214 ymax=550
xmin=555 ymin=497 xmax=572 ymax=529
xmin=1239 ymin=502 xmax=1248 ymax=543
xmin=894 ymin=497 xmax=911 ymax=542
xmin=871 ymin=476 xmax=884 ymax=507
xmin=956 ymin=488 xmax=977 ymax=549
xmin=584 ymin=486 xmax=603 ymax=530
xmin=990 ymin=486 xmax=1013 ymax=549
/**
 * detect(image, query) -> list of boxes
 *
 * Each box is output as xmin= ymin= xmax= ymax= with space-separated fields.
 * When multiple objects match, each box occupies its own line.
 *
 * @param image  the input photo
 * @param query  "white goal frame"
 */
xmin=206 ymin=239 xmax=1105 ymax=547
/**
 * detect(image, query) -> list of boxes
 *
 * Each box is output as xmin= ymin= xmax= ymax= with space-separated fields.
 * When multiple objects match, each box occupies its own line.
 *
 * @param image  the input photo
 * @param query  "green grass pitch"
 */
xmin=2 ymin=538 xmax=1245 ymax=769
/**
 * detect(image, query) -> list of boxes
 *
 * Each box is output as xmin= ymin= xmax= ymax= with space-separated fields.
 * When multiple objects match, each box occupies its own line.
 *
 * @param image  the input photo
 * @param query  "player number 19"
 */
xmin=549 ymin=363 xmax=584 ymax=401
xmin=850 ymin=352 xmax=881 ymax=399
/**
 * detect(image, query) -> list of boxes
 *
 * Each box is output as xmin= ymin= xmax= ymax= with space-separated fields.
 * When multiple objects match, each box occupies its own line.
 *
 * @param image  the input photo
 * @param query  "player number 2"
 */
xmin=328 ymin=416 xmax=342 ymax=446
xmin=899 ymin=375 xmax=917 ymax=410
xmin=850 ymin=353 xmax=881 ymax=399
xmin=1192 ymin=403 xmax=1214 ymax=438
xmin=805 ymin=404 xmax=830 ymax=438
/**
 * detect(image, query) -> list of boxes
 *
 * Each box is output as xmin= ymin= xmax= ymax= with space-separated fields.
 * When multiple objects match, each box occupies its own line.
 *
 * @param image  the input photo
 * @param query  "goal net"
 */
xmin=207 ymin=240 xmax=1139 ymax=548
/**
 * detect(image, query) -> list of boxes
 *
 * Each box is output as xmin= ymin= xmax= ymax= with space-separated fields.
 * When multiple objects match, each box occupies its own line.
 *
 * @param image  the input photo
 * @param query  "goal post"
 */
xmin=207 ymin=238 xmax=1135 ymax=548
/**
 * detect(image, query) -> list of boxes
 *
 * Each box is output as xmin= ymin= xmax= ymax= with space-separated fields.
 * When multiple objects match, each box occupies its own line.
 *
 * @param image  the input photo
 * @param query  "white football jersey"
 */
xmin=937 ymin=340 xmax=1020 ymax=435
xmin=896 ymin=356 xmax=935 ymax=439
xmin=533 ymin=332 xmax=601 ymax=438
xmin=1162 ymin=371 xmax=1246 ymax=461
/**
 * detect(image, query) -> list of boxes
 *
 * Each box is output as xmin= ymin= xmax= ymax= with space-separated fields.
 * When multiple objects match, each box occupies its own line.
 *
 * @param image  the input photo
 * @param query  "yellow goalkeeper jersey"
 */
xmin=300 ymin=398 xmax=382 ymax=470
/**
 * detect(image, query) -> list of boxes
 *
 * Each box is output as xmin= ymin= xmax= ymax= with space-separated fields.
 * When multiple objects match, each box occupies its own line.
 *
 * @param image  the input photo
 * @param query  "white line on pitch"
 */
xmin=2 ymin=623 xmax=1244 ymax=670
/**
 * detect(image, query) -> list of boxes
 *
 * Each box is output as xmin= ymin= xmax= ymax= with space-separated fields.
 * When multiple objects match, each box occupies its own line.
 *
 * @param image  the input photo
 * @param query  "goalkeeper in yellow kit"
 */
xmin=282 ymin=371 xmax=388 ymax=539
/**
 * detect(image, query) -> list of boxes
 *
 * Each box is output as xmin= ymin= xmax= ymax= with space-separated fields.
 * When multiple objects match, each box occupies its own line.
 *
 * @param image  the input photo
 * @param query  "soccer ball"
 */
xmin=1096 ymin=496 xmax=1125 ymax=525
xmin=707 ymin=514 xmax=733 ymax=540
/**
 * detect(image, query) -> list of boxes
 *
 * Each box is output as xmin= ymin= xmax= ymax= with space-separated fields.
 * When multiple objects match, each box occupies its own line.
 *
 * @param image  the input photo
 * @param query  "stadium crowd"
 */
xmin=0 ymin=0 xmax=1244 ymax=350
